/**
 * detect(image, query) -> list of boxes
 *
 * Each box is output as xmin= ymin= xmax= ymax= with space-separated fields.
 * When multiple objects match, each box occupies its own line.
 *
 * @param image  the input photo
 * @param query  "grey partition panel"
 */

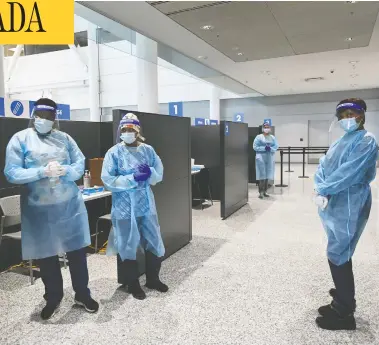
xmin=248 ymin=127 xmax=260 ymax=183
xmin=220 ymin=121 xmax=249 ymax=219
xmin=190 ymin=126 xmax=221 ymax=200
xmin=112 ymin=110 xmax=192 ymax=283
xmin=100 ymin=122 xmax=114 ymax=157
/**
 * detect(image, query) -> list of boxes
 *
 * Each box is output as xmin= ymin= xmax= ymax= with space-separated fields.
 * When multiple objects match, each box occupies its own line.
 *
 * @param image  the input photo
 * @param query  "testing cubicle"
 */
xmin=112 ymin=110 xmax=192 ymax=284
xmin=191 ymin=121 xmax=249 ymax=219
xmin=0 ymin=114 xmax=192 ymax=276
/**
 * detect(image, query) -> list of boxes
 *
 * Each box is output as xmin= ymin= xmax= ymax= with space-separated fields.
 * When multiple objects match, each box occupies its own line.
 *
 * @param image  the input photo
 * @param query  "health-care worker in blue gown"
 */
xmin=253 ymin=121 xmax=278 ymax=199
xmin=101 ymin=113 xmax=167 ymax=300
xmin=314 ymin=98 xmax=378 ymax=331
xmin=4 ymin=98 xmax=99 ymax=320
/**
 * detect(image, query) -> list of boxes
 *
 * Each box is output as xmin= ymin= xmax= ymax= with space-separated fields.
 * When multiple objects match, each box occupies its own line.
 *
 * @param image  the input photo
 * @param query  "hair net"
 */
xmin=117 ymin=113 xmax=145 ymax=142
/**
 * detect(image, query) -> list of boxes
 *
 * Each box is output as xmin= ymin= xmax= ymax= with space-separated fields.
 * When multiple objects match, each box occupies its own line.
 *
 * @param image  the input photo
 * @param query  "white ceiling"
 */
xmin=79 ymin=1 xmax=379 ymax=97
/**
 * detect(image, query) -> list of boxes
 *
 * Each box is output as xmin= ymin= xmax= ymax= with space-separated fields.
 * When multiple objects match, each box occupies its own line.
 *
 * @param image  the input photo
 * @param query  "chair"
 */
xmin=0 ymin=195 xmax=67 ymax=285
xmin=95 ymin=214 xmax=112 ymax=253
xmin=193 ymin=168 xmax=213 ymax=210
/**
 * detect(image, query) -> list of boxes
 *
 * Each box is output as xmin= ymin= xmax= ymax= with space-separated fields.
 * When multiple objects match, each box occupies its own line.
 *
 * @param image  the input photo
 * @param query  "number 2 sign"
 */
xmin=233 ymin=113 xmax=244 ymax=123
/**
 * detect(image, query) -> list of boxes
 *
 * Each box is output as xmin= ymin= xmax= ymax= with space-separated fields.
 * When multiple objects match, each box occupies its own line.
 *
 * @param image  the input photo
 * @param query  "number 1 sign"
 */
xmin=168 ymin=102 xmax=183 ymax=117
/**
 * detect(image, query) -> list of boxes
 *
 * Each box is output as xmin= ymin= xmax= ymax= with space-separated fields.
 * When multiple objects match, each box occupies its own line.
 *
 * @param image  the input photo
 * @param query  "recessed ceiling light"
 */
xmin=201 ymin=25 xmax=214 ymax=30
xmin=349 ymin=60 xmax=359 ymax=64
xmin=232 ymin=46 xmax=240 ymax=51
xmin=237 ymin=52 xmax=243 ymax=56
xmin=197 ymin=55 xmax=208 ymax=60
xmin=346 ymin=1 xmax=357 ymax=3
xmin=345 ymin=37 xmax=353 ymax=41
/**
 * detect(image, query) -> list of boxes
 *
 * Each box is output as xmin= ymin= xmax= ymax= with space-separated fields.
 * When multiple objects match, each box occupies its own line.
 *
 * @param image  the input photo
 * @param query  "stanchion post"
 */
xmin=275 ymin=150 xmax=288 ymax=187
xmin=285 ymin=146 xmax=294 ymax=173
xmin=298 ymin=147 xmax=309 ymax=179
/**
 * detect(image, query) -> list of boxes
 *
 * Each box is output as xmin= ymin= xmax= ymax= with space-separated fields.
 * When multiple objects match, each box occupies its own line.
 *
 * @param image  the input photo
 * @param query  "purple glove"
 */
xmin=138 ymin=164 xmax=151 ymax=175
xmin=134 ymin=171 xmax=150 ymax=182
xmin=265 ymin=145 xmax=271 ymax=152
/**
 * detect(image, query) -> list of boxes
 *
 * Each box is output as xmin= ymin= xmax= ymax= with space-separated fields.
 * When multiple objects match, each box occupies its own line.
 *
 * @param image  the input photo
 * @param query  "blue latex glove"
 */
xmin=138 ymin=164 xmax=151 ymax=175
xmin=134 ymin=171 xmax=150 ymax=182
xmin=265 ymin=145 xmax=271 ymax=152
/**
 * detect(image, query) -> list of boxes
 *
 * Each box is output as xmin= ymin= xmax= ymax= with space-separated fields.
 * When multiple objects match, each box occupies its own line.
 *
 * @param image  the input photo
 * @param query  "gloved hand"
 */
xmin=45 ymin=161 xmax=66 ymax=178
xmin=265 ymin=145 xmax=271 ymax=152
xmin=138 ymin=164 xmax=151 ymax=175
xmin=314 ymin=194 xmax=328 ymax=211
xmin=134 ymin=171 xmax=150 ymax=182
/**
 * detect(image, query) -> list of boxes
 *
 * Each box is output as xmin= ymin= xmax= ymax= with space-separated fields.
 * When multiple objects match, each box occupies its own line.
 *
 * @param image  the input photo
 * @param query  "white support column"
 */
xmin=136 ymin=33 xmax=158 ymax=113
xmin=7 ymin=45 xmax=23 ymax=82
xmin=87 ymin=23 xmax=100 ymax=122
xmin=210 ymin=86 xmax=220 ymax=122
xmin=0 ymin=46 xmax=5 ymax=98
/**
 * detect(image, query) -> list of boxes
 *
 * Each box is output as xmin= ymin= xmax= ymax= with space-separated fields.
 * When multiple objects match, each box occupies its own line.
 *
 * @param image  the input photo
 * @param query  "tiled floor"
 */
xmin=1 ymin=164 xmax=379 ymax=345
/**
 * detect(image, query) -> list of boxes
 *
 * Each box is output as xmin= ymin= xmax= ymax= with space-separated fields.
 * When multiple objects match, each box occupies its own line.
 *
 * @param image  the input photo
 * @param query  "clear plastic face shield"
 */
xmin=29 ymin=104 xmax=59 ymax=134
xmin=117 ymin=113 xmax=145 ymax=144
xmin=329 ymin=103 xmax=365 ymax=143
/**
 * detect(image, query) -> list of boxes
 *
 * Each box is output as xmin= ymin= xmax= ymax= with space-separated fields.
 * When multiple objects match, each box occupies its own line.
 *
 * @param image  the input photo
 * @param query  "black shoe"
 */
xmin=41 ymin=302 xmax=60 ymax=320
xmin=127 ymin=281 xmax=146 ymax=300
xmin=316 ymin=312 xmax=356 ymax=331
xmin=263 ymin=193 xmax=270 ymax=197
xmin=146 ymin=280 xmax=169 ymax=293
xmin=318 ymin=304 xmax=335 ymax=317
xmin=75 ymin=297 xmax=99 ymax=313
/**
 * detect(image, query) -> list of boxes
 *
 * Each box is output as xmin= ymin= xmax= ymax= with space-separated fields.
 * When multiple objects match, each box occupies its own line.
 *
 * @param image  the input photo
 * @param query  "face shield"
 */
xmin=329 ymin=102 xmax=365 ymax=142
xmin=29 ymin=104 xmax=59 ymax=134
xmin=117 ymin=113 xmax=145 ymax=143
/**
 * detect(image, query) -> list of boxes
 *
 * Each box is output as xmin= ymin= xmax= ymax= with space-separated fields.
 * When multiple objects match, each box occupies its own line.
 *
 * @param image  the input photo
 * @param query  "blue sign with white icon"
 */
xmin=263 ymin=118 xmax=272 ymax=126
xmin=0 ymin=97 xmax=4 ymax=117
xmin=29 ymin=101 xmax=71 ymax=120
xmin=195 ymin=118 xmax=205 ymax=126
xmin=11 ymin=100 xmax=24 ymax=116
xmin=225 ymin=123 xmax=230 ymax=136
xmin=168 ymin=102 xmax=183 ymax=117
xmin=233 ymin=113 xmax=244 ymax=123
xmin=210 ymin=120 xmax=218 ymax=125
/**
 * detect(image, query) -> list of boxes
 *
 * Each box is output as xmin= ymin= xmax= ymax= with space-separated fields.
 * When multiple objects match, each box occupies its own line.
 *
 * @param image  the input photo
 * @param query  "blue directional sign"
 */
xmin=168 ymin=102 xmax=183 ymax=117
xmin=10 ymin=100 xmax=24 ymax=116
xmin=210 ymin=120 xmax=218 ymax=125
xmin=225 ymin=123 xmax=230 ymax=136
xmin=0 ymin=97 xmax=4 ymax=117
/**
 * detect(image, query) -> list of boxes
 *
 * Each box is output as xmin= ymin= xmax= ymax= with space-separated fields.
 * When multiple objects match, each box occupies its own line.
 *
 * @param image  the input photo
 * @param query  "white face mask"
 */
xmin=263 ymin=128 xmax=271 ymax=134
xmin=34 ymin=118 xmax=54 ymax=134
xmin=121 ymin=132 xmax=136 ymax=144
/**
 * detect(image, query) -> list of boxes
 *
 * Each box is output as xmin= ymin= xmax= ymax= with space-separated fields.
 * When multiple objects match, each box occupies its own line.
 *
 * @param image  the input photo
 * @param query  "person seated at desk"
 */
xmin=101 ymin=113 xmax=168 ymax=300
xmin=4 ymin=98 xmax=98 ymax=320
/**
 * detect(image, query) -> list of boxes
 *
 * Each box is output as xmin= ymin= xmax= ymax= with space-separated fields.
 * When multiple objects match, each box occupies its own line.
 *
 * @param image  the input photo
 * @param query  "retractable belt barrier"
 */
xmin=275 ymin=147 xmax=328 ymax=188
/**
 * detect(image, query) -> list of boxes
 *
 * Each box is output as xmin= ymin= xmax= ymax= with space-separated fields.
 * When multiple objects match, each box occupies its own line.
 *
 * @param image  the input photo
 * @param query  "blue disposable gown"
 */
xmin=101 ymin=143 xmax=165 ymax=261
xmin=315 ymin=130 xmax=378 ymax=266
xmin=253 ymin=134 xmax=279 ymax=180
xmin=4 ymin=128 xmax=90 ymax=260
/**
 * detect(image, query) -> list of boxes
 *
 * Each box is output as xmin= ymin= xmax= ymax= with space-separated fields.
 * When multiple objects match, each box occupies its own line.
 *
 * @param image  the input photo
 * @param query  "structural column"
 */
xmin=0 ymin=45 xmax=5 ymax=98
xmin=210 ymin=86 xmax=220 ymax=122
xmin=88 ymin=23 xmax=101 ymax=122
xmin=136 ymin=33 xmax=158 ymax=113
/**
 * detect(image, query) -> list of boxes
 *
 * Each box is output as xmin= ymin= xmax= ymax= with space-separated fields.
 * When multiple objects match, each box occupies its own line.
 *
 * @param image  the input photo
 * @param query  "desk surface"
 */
xmin=82 ymin=191 xmax=112 ymax=202
xmin=191 ymin=170 xmax=201 ymax=175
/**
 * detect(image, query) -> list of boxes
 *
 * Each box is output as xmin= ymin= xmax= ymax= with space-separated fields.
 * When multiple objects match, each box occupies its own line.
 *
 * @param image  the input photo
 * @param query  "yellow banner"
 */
xmin=0 ymin=0 xmax=74 ymax=44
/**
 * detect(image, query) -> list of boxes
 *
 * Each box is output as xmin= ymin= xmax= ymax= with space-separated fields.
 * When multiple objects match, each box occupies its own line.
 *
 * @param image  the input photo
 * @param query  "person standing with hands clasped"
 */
xmin=101 ymin=113 xmax=167 ymax=300
xmin=253 ymin=121 xmax=279 ymax=199
xmin=314 ymin=98 xmax=378 ymax=330
xmin=4 ymin=98 xmax=99 ymax=320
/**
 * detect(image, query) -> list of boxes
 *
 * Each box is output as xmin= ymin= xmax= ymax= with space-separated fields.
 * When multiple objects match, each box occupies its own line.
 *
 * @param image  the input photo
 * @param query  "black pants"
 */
xmin=38 ymin=248 xmax=90 ymax=305
xmin=329 ymin=259 xmax=356 ymax=315
xmin=258 ymin=179 xmax=268 ymax=194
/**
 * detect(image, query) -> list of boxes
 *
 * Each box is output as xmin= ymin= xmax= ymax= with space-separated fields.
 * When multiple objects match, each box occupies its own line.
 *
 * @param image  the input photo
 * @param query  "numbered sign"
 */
xmin=195 ymin=118 xmax=205 ymax=126
xmin=168 ymin=102 xmax=183 ymax=117
xmin=233 ymin=113 xmax=244 ymax=123
xmin=225 ymin=123 xmax=230 ymax=136
xmin=263 ymin=118 xmax=272 ymax=126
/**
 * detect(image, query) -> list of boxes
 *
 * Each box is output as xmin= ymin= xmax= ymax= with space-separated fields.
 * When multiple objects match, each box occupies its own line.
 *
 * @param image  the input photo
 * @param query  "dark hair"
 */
xmin=33 ymin=98 xmax=57 ymax=110
xmin=337 ymin=98 xmax=367 ymax=112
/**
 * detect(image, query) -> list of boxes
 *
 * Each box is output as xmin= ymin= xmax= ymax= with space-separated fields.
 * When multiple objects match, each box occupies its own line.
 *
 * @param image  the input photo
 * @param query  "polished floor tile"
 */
xmin=1 ymin=164 xmax=379 ymax=344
